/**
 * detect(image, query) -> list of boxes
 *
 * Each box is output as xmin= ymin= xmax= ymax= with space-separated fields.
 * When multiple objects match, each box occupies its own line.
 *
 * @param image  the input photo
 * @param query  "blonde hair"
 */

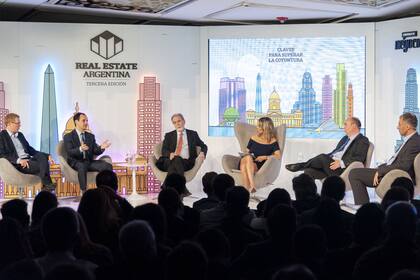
xmin=5 ymin=113 xmax=19 ymax=126
xmin=258 ymin=117 xmax=276 ymax=142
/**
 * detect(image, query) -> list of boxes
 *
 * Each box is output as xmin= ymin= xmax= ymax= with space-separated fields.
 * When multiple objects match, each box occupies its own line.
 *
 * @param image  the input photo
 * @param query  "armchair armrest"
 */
xmin=376 ymin=169 xmax=411 ymax=199
xmin=222 ymin=155 xmax=241 ymax=173
xmin=341 ymin=161 xmax=365 ymax=191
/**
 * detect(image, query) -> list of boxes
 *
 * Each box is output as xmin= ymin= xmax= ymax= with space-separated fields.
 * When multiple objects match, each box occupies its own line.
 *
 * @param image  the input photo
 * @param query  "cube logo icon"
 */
xmin=90 ymin=31 xmax=123 ymax=60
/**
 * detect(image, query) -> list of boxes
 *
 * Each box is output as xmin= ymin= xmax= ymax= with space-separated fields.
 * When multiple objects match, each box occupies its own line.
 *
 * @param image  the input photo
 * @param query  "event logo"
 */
xmin=74 ymin=31 xmax=139 ymax=87
xmin=90 ymin=31 xmax=124 ymax=60
xmin=395 ymin=31 xmax=420 ymax=53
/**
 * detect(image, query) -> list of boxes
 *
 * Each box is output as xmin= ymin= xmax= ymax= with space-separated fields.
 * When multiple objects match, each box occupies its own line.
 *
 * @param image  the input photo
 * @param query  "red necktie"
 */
xmin=175 ymin=131 xmax=183 ymax=155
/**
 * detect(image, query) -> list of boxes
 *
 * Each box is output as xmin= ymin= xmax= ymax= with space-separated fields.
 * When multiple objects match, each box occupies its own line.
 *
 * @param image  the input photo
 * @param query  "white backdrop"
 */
xmin=0 ymin=23 xmax=200 ymax=162
xmin=374 ymin=17 xmax=420 ymax=164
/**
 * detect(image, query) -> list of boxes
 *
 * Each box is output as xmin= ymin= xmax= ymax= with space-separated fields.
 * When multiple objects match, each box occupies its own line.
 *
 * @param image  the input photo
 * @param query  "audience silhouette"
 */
xmin=1 ymin=173 xmax=420 ymax=280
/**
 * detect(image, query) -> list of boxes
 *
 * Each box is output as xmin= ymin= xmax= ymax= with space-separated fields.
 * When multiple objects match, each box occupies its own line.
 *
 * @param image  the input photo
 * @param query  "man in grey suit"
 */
xmin=349 ymin=112 xmax=420 ymax=205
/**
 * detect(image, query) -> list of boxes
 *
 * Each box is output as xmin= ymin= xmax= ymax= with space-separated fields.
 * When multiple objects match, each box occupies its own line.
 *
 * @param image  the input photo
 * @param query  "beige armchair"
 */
xmin=222 ymin=122 xmax=286 ymax=189
xmin=149 ymin=141 xmax=204 ymax=184
xmin=375 ymin=153 xmax=420 ymax=199
xmin=56 ymin=141 xmax=112 ymax=191
xmin=341 ymin=142 xmax=375 ymax=191
xmin=0 ymin=158 xmax=41 ymax=198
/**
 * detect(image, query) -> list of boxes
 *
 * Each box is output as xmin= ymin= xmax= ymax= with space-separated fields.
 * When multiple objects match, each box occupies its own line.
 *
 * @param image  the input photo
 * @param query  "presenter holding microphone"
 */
xmin=63 ymin=112 xmax=112 ymax=198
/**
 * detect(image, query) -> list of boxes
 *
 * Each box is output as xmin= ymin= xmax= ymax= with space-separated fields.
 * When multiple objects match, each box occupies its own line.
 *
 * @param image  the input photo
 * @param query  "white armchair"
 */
xmin=56 ymin=140 xmax=112 ymax=192
xmin=149 ymin=141 xmax=204 ymax=184
xmin=0 ymin=158 xmax=41 ymax=198
xmin=222 ymin=122 xmax=286 ymax=189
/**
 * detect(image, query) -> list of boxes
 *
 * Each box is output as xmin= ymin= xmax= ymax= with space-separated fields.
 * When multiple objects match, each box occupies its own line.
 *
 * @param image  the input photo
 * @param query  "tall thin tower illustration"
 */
xmin=137 ymin=76 xmax=162 ymax=192
xmin=255 ymin=73 xmax=262 ymax=114
xmin=321 ymin=75 xmax=332 ymax=121
xmin=347 ymin=83 xmax=354 ymax=118
xmin=40 ymin=65 xmax=59 ymax=161
xmin=334 ymin=63 xmax=346 ymax=128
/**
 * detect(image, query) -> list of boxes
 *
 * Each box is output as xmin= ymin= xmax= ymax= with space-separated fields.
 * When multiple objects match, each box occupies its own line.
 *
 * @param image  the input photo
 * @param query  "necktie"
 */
xmin=335 ymin=137 xmax=350 ymax=153
xmin=175 ymin=131 xmax=183 ymax=155
xmin=81 ymin=133 xmax=86 ymax=159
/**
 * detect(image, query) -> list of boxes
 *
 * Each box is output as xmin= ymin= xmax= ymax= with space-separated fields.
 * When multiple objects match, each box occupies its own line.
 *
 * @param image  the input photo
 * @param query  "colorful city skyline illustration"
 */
xmin=395 ymin=68 xmax=420 ymax=151
xmin=208 ymin=37 xmax=366 ymax=138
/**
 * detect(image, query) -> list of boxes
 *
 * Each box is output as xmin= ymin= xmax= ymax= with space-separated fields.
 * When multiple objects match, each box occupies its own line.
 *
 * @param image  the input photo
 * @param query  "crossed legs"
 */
xmin=240 ymin=155 xmax=258 ymax=193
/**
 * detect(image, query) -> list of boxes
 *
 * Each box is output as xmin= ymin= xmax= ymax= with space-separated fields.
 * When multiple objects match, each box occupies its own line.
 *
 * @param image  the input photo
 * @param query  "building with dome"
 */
xmin=246 ymin=87 xmax=303 ymax=127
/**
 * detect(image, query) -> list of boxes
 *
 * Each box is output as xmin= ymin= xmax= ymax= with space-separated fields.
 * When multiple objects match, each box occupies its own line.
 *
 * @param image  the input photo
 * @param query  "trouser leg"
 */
xmin=348 ymin=168 xmax=377 ymax=205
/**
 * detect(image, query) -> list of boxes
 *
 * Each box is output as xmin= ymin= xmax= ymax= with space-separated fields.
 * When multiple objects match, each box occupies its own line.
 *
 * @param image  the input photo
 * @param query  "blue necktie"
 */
xmin=335 ymin=137 xmax=349 ymax=153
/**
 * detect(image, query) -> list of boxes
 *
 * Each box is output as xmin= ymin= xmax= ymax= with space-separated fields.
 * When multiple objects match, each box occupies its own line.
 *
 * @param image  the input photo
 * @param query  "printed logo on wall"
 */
xmin=90 ymin=31 xmax=124 ymax=60
xmin=74 ymin=30 xmax=139 ymax=87
xmin=395 ymin=31 xmax=420 ymax=53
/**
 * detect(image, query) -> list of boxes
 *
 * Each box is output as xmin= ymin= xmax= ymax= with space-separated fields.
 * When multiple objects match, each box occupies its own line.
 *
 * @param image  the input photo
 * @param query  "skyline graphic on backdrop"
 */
xmin=395 ymin=68 xmax=420 ymax=150
xmin=0 ymin=81 xmax=9 ymax=198
xmin=137 ymin=76 xmax=162 ymax=193
xmin=216 ymin=68 xmax=356 ymax=132
xmin=209 ymin=37 xmax=366 ymax=138
xmin=40 ymin=64 xmax=59 ymax=162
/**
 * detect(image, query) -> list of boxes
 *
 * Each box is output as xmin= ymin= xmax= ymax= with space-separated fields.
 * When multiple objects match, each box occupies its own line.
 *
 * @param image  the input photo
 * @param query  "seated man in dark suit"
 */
xmin=286 ymin=117 xmax=369 ymax=180
xmin=349 ymin=112 xmax=420 ymax=205
xmin=63 ymin=112 xmax=112 ymax=196
xmin=0 ymin=113 xmax=55 ymax=191
xmin=156 ymin=113 xmax=207 ymax=178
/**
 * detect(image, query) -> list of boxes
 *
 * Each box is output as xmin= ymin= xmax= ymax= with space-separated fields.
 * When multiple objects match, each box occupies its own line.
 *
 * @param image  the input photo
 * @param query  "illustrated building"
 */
xmin=404 ymin=68 xmax=420 ymax=114
xmin=137 ymin=76 xmax=162 ymax=192
xmin=396 ymin=68 xmax=420 ymax=150
xmin=347 ymin=83 xmax=354 ymax=118
xmin=218 ymin=77 xmax=247 ymax=125
xmin=322 ymin=75 xmax=332 ymax=121
xmin=334 ymin=63 xmax=347 ymax=128
xmin=255 ymin=73 xmax=262 ymax=114
xmin=0 ymin=82 xmax=9 ymax=198
xmin=292 ymin=71 xmax=321 ymax=127
xmin=40 ymin=65 xmax=59 ymax=161
xmin=246 ymin=87 xmax=303 ymax=127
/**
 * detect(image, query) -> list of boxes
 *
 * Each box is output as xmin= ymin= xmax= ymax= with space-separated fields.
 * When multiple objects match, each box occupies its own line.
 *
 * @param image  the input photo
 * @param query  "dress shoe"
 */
xmin=285 ymin=162 xmax=306 ymax=172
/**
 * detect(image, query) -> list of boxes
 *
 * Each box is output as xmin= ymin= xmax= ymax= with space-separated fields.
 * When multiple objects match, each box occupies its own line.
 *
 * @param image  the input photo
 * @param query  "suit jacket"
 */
xmin=377 ymin=132 xmax=420 ymax=180
xmin=0 ymin=129 xmax=44 ymax=165
xmin=63 ymin=129 xmax=104 ymax=168
xmin=328 ymin=134 xmax=370 ymax=168
xmin=161 ymin=129 xmax=207 ymax=160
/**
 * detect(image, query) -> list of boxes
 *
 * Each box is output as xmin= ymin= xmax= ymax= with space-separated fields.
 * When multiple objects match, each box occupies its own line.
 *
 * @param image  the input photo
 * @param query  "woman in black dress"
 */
xmin=239 ymin=117 xmax=281 ymax=193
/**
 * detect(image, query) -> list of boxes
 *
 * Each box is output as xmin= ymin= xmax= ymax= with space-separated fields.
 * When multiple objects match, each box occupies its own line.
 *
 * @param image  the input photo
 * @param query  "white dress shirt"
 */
xmin=332 ymin=133 xmax=360 ymax=168
xmin=7 ymin=130 xmax=29 ymax=163
xmin=386 ymin=131 xmax=416 ymax=165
